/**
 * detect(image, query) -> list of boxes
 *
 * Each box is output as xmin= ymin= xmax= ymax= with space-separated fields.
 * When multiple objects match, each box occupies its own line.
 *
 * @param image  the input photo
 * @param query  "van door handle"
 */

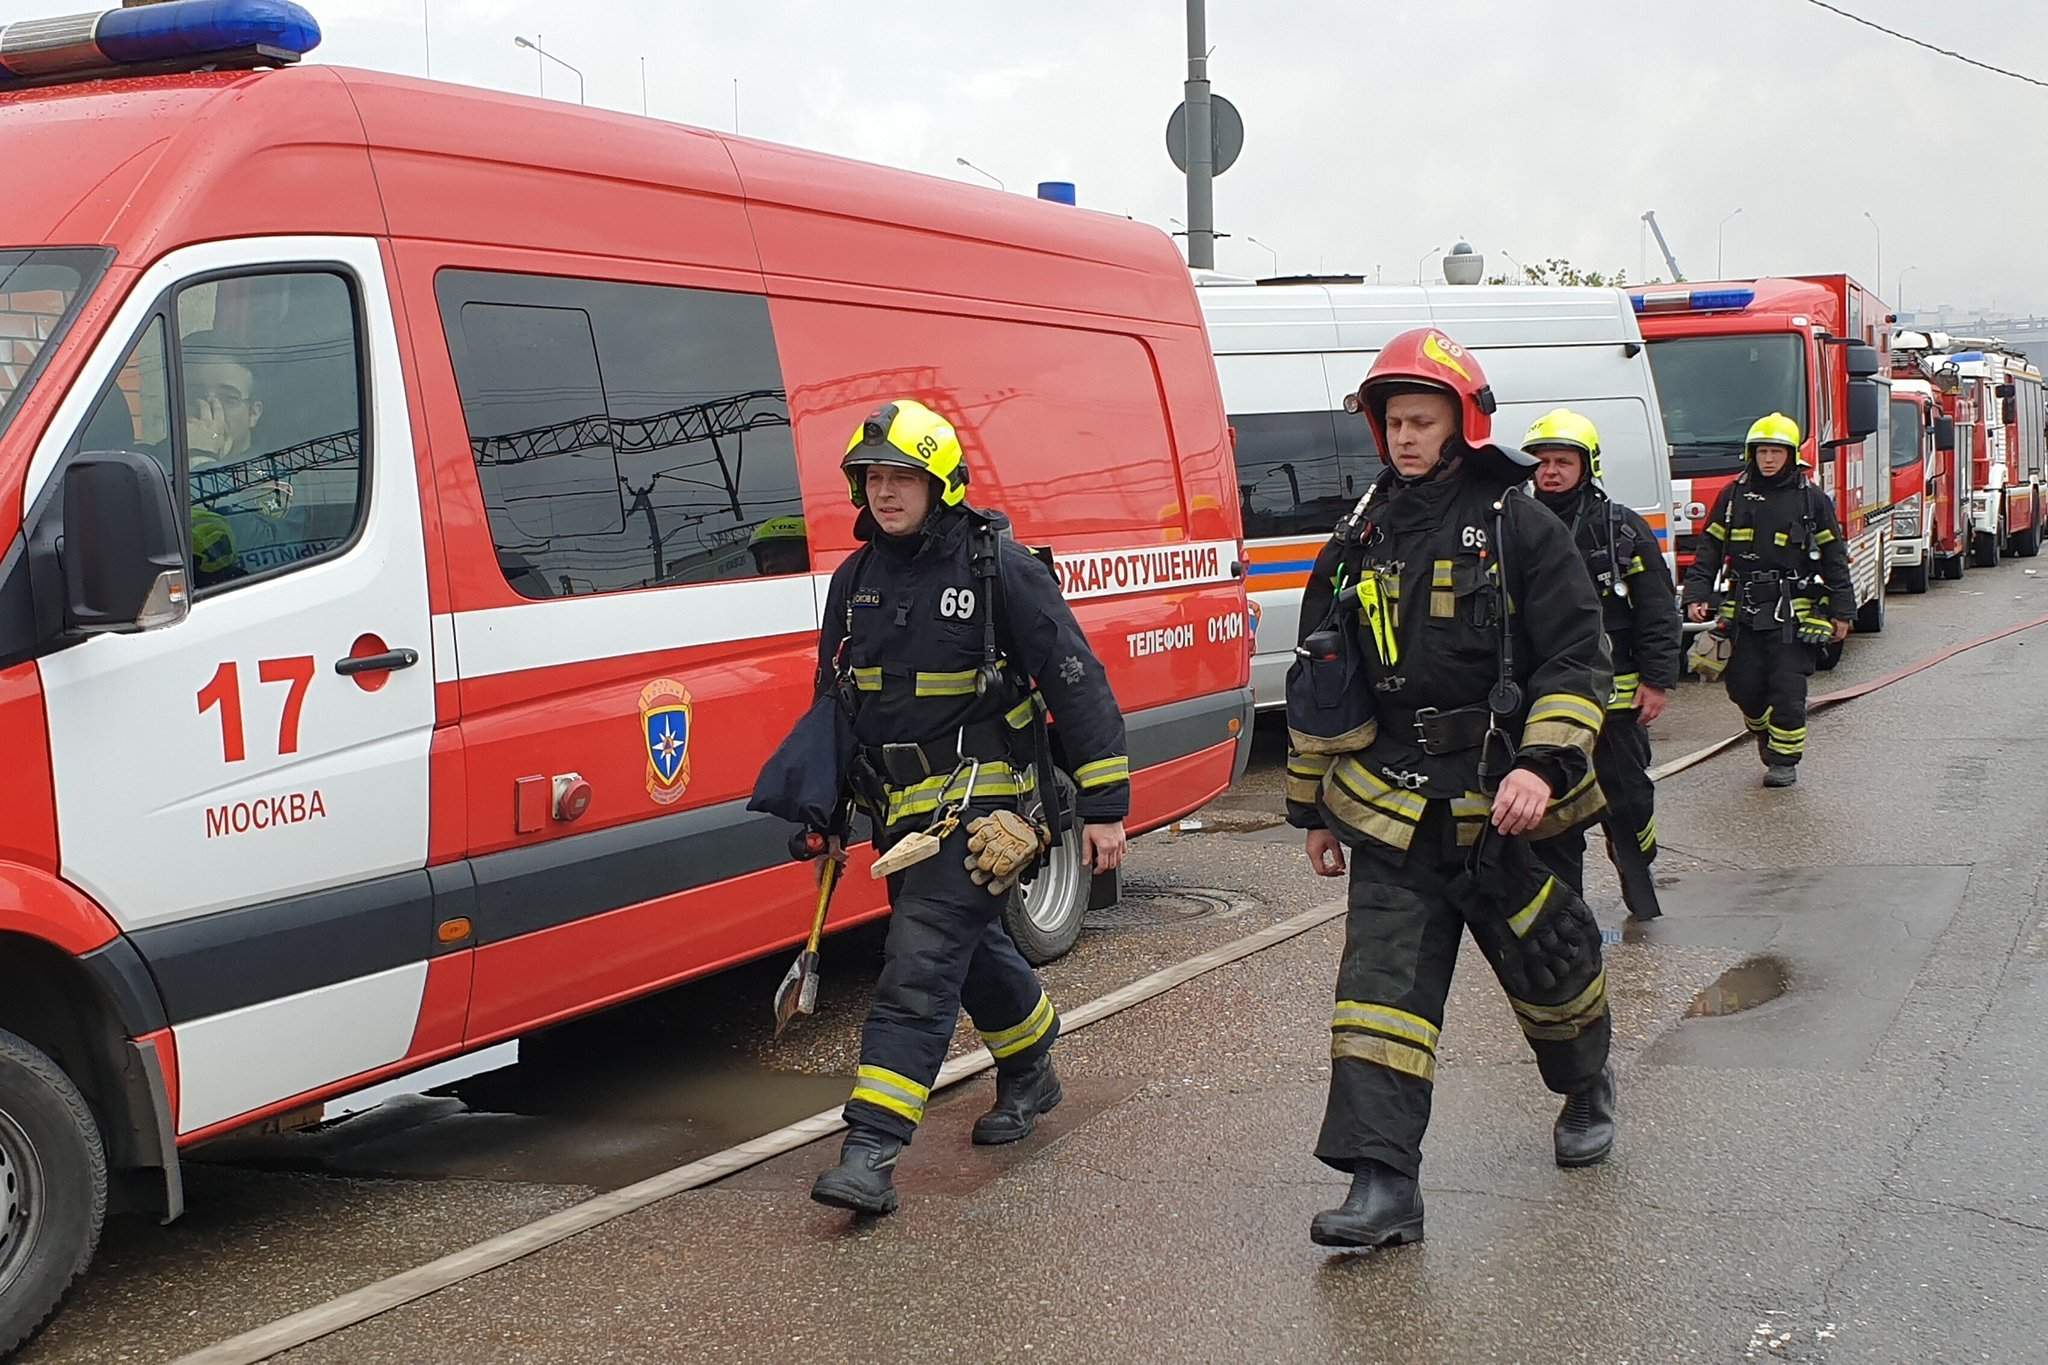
xmin=335 ymin=648 xmax=419 ymax=676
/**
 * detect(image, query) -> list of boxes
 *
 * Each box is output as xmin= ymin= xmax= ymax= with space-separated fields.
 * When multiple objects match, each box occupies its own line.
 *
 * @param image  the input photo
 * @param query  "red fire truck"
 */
xmin=1633 ymin=275 xmax=1894 ymax=649
xmin=1887 ymin=331 xmax=1971 ymax=587
xmin=1929 ymin=344 xmax=2045 ymax=566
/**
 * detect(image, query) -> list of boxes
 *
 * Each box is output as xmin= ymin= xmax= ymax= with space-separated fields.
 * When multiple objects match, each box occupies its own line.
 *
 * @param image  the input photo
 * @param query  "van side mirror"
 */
xmin=1844 ymin=379 xmax=1881 ymax=443
xmin=1934 ymin=415 xmax=1956 ymax=452
xmin=28 ymin=450 xmax=189 ymax=643
xmin=1844 ymin=344 xmax=1882 ymax=380
xmin=1996 ymin=381 xmax=2017 ymax=402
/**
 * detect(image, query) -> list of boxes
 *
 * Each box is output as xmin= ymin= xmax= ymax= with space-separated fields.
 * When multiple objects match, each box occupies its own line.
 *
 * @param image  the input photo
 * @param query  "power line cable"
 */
xmin=1798 ymin=0 xmax=2048 ymax=89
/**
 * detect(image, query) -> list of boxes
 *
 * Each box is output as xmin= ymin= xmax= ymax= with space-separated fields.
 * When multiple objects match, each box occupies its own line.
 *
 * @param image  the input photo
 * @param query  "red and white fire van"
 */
xmin=0 ymin=7 xmax=1250 ymax=1345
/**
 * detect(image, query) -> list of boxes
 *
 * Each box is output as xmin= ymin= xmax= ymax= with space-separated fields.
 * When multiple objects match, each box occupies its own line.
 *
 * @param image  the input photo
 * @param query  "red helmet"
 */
xmin=1346 ymin=327 xmax=1503 ymax=457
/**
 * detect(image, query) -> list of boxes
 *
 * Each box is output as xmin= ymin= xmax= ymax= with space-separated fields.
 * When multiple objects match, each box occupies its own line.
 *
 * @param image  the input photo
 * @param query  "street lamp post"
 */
xmin=1898 ymin=265 xmax=1918 ymax=312
xmin=1717 ymin=208 xmax=1743 ymax=277
xmin=513 ymin=35 xmax=584 ymax=105
xmin=1416 ymin=245 xmax=1441 ymax=284
xmin=1499 ymin=250 xmax=1528 ymax=283
xmin=954 ymin=157 xmax=1004 ymax=191
xmin=1246 ymin=235 xmax=1279 ymax=276
xmin=1863 ymin=211 xmax=1881 ymax=294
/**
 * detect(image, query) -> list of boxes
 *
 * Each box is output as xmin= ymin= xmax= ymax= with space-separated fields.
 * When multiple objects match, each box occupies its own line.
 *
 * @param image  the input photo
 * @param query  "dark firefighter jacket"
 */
xmin=1284 ymin=451 xmax=1614 ymax=854
xmin=818 ymin=504 xmax=1130 ymax=834
xmin=1681 ymin=469 xmax=1856 ymax=630
xmin=1541 ymin=482 xmax=1683 ymax=706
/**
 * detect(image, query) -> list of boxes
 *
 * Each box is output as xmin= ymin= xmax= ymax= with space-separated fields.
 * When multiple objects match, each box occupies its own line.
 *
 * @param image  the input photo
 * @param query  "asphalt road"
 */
xmin=20 ymin=562 xmax=2048 ymax=1365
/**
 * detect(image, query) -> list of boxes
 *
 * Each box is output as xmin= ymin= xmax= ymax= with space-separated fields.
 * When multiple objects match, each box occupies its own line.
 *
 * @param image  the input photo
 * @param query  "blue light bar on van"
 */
xmin=1628 ymin=287 xmax=1756 ymax=315
xmin=0 ymin=0 xmax=319 ymax=89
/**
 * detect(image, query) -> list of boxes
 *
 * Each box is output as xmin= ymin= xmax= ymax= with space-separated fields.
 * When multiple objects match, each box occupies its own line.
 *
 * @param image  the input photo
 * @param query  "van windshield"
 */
xmin=0 ymin=248 xmax=112 ymax=445
xmin=1645 ymin=333 xmax=1808 ymax=478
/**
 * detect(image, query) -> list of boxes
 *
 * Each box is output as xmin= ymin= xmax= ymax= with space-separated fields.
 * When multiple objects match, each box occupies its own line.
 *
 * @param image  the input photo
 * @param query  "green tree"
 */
xmin=1484 ymin=257 xmax=1637 ymax=288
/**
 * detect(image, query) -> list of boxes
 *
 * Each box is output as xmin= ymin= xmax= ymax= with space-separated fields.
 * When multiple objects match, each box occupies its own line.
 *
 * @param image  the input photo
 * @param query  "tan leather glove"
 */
xmin=963 ymin=810 xmax=1049 ymax=896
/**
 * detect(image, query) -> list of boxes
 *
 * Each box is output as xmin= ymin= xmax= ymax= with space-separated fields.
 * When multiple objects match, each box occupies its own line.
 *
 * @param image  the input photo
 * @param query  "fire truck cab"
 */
xmin=1633 ymin=275 xmax=1893 ymax=650
xmin=1888 ymin=331 xmax=1969 ymax=588
xmin=0 ymin=5 xmax=1251 ymax=1349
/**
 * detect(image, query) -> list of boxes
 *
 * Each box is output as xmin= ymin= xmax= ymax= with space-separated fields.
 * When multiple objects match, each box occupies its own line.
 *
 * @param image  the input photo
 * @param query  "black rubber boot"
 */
xmin=1554 ymin=1063 xmax=1617 ymax=1167
xmin=1309 ymin=1161 xmax=1425 ymax=1248
xmin=1763 ymin=765 xmax=1799 ymax=788
xmin=972 ymin=1054 xmax=1063 ymax=1145
xmin=810 ymin=1127 xmax=903 ymax=1215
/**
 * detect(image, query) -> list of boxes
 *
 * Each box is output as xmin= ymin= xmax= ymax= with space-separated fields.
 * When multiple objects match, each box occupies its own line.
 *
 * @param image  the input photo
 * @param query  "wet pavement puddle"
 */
xmin=1684 ymin=956 xmax=1790 ymax=1017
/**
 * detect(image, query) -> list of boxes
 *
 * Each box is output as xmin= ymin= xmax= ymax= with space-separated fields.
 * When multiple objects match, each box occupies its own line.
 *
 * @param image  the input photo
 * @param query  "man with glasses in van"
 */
xmin=178 ymin=330 xmax=301 ymax=586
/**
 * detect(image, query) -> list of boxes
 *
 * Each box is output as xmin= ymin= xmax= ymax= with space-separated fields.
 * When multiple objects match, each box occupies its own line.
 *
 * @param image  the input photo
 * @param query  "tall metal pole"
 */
xmin=1183 ymin=0 xmax=1215 ymax=270
xmin=1864 ymin=212 xmax=1881 ymax=294
xmin=422 ymin=0 xmax=430 ymax=77
xmin=641 ymin=57 xmax=648 ymax=116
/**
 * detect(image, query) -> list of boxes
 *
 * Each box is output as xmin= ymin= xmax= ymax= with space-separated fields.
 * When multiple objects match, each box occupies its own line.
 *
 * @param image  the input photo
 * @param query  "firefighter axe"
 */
xmin=773 ymin=834 xmax=841 ymax=1037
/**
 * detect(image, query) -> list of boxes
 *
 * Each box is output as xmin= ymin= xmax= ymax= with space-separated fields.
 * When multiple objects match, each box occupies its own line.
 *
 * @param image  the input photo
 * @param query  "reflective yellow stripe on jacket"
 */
xmin=1521 ymin=692 xmax=1603 ymax=755
xmin=884 ymin=761 xmax=1034 ymax=825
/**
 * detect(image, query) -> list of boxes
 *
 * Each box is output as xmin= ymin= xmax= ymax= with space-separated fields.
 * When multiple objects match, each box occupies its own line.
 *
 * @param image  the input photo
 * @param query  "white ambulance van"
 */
xmin=1197 ymin=277 xmax=1677 ymax=704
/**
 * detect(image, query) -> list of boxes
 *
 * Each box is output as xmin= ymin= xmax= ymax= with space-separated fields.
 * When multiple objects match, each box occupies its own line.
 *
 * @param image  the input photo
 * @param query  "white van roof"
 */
xmin=1197 ymin=282 xmax=1646 ymax=355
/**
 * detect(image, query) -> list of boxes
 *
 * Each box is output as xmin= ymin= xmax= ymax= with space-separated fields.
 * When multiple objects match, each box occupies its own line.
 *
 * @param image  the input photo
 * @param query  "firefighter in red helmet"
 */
xmin=1284 ymin=328 xmax=1618 ymax=1250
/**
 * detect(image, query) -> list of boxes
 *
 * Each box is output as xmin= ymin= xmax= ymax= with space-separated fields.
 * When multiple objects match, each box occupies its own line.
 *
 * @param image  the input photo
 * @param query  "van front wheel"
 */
xmin=0 ymin=1029 xmax=106 ymax=1358
xmin=1005 ymin=776 xmax=1090 ymax=966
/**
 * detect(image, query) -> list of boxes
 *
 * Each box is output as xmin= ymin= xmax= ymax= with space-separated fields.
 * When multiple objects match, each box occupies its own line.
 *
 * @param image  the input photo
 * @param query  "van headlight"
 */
xmin=1892 ymin=495 xmax=1922 ymax=538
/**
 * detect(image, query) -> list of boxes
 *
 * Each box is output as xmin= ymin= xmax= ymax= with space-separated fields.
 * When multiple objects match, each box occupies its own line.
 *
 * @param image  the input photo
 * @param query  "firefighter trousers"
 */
xmin=1594 ymin=706 xmax=1658 ymax=866
xmin=1723 ymin=628 xmax=1814 ymax=767
xmin=1317 ymin=807 xmax=1612 ymax=1179
xmin=845 ymin=814 xmax=1058 ymax=1144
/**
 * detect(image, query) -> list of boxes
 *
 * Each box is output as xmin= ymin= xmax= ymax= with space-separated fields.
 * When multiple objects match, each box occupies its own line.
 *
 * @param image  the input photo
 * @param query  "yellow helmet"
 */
xmin=1520 ymin=408 xmax=1603 ymax=479
xmin=747 ymin=515 xmax=808 ymax=548
xmin=190 ymin=508 xmax=237 ymax=576
xmin=841 ymin=399 xmax=968 ymax=508
xmin=1745 ymin=411 xmax=1804 ymax=460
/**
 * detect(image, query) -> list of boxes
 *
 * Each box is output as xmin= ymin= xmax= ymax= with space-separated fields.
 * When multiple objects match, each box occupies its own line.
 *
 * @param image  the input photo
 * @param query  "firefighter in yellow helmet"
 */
xmin=746 ymin=515 xmax=811 ymax=577
xmin=797 ymin=399 xmax=1131 ymax=1217
xmin=1682 ymin=413 xmax=1854 ymax=787
xmin=1524 ymin=409 xmax=1682 ymax=919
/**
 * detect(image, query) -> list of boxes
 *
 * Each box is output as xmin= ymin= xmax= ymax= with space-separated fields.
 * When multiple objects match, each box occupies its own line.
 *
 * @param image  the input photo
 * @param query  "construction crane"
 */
xmin=1641 ymin=210 xmax=1685 ymax=283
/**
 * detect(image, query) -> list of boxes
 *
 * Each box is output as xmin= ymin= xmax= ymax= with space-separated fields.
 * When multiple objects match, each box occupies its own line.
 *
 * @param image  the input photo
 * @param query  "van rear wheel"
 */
xmin=1005 ymin=775 xmax=1089 ymax=965
xmin=0 ymin=1029 xmax=105 ymax=1358
xmin=1854 ymin=586 xmax=1886 ymax=634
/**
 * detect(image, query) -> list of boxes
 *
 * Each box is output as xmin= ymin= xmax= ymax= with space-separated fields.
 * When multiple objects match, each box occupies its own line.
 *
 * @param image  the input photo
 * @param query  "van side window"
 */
xmin=437 ymin=271 xmax=803 ymax=597
xmin=76 ymin=271 xmax=365 ymax=593
xmin=1230 ymin=410 xmax=1375 ymax=539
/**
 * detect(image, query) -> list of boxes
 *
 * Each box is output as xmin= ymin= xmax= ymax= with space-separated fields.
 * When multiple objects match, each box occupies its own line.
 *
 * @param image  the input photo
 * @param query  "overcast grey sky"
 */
xmin=307 ymin=0 xmax=2048 ymax=318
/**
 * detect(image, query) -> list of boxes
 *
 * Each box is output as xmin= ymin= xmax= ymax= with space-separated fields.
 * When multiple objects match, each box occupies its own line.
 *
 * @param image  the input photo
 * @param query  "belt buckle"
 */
xmin=1411 ymin=706 xmax=1439 ymax=750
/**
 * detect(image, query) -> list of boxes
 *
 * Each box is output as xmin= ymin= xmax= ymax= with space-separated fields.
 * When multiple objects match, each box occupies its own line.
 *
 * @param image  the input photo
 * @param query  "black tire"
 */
xmin=1815 ymin=640 xmax=1844 ymax=672
xmin=1936 ymin=552 xmax=1963 ymax=581
xmin=1855 ymin=586 xmax=1886 ymax=634
xmin=1004 ymin=774 xmax=1090 ymax=966
xmin=1973 ymin=530 xmax=2001 ymax=568
xmin=2012 ymin=511 xmax=2042 ymax=558
xmin=0 ymin=1029 xmax=106 ymax=1358
xmin=1897 ymin=559 xmax=1931 ymax=594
